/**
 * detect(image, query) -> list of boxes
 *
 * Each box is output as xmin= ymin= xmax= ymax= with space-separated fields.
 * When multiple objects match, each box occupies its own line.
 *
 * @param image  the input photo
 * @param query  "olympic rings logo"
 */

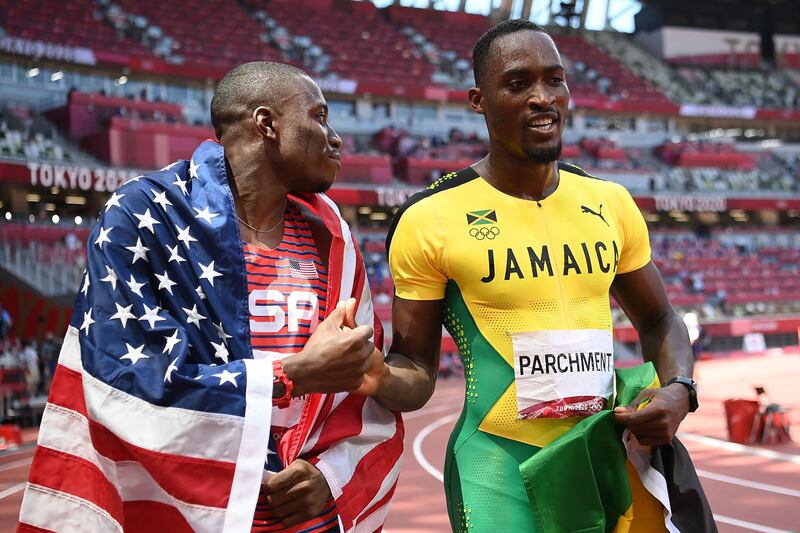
xmin=468 ymin=226 xmax=500 ymax=240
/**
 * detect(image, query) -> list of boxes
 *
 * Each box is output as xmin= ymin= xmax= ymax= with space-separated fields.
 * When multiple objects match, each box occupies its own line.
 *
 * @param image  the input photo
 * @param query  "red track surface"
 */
xmin=1 ymin=355 xmax=798 ymax=532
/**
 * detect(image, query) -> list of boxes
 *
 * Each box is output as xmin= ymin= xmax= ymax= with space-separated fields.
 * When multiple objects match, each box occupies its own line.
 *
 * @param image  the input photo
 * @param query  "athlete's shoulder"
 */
xmin=558 ymin=161 xmax=632 ymax=196
xmin=557 ymin=161 xmax=608 ymax=184
xmin=385 ymin=167 xmax=480 ymax=252
xmin=407 ymin=166 xmax=481 ymax=208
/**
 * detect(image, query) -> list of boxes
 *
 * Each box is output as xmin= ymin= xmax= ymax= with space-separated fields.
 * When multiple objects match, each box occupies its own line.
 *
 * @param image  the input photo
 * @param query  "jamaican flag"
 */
xmin=465 ymin=209 xmax=497 ymax=225
xmin=519 ymin=363 xmax=716 ymax=533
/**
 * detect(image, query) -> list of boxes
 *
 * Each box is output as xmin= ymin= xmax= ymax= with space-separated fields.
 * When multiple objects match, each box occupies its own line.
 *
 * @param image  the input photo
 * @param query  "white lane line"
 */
xmin=713 ymin=514 xmax=795 ymax=533
xmin=0 ymin=482 xmax=26 ymax=501
xmin=412 ymin=412 xmax=459 ymax=483
xmin=697 ymin=469 xmax=800 ymax=498
xmin=404 ymin=402 xmax=462 ymax=421
xmin=679 ymin=432 xmax=800 ymax=464
xmin=0 ymin=457 xmax=33 ymax=473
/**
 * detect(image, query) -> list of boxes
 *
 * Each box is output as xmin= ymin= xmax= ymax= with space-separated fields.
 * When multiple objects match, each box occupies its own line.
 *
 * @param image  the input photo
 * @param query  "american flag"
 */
xmin=19 ymin=141 xmax=403 ymax=533
xmin=288 ymin=257 xmax=319 ymax=280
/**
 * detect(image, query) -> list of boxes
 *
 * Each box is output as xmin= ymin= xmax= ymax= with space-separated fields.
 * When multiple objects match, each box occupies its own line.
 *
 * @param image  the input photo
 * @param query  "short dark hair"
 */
xmin=210 ymin=61 xmax=308 ymax=140
xmin=472 ymin=19 xmax=548 ymax=86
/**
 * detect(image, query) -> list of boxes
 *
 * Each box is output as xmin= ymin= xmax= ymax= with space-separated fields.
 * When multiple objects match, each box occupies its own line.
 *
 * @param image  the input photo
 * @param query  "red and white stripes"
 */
xmin=18 ymin=327 xmax=273 ymax=532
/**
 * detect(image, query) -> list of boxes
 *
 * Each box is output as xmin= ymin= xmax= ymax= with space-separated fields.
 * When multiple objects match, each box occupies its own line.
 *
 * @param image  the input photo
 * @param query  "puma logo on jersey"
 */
xmin=580 ymin=204 xmax=608 ymax=226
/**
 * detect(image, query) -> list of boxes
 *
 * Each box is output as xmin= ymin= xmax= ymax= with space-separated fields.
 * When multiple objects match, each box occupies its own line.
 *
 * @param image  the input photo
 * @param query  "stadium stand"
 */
xmin=657 ymin=141 xmax=756 ymax=170
xmin=0 ymin=0 xmax=150 ymax=57
xmin=243 ymin=0 xmax=435 ymax=87
xmin=675 ymin=67 xmax=800 ymax=110
xmin=2 ymin=3 xmax=800 ymax=528
xmin=585 ymin=30 xmax=800 ymax=110
xmin=1 ymin=106 xmax=68 ymax=162
xmin=0 ymin=224 xmax=88 ymax=297
xmin=1 ymin=0 xmax=799 ymax=359
xmin=110 ymin=0 xmax=284 ymax=67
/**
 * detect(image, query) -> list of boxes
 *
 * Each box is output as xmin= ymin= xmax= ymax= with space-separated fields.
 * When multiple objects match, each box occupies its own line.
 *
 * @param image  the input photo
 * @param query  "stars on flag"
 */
xmin=196 ymin=285 xmax=206 ymax=300
xmin=182 ymin=304 xmax=206 ymax=328
xmin=125 ymin=238 xmax=150 ymax=264
xmin=212 ymin=369 xmax=240 ymax=387
xmin=109 ymin=303 xmax=136 ymax=328
xmin=198 ymin=260 xmax=222 ymax=286
xmin=80 ymin=308 xmax=95 ymax=335
xmin=164 ymin=357 xmax=179 ymax=383
xmin=214 ymin=322 xmax=232 ymax=344
xmin=139 ymin=304 xmax=166 ymax=329
xmin=189 ymin=158 xmax=201 ymax=180
xmin=155 ymin=271 xmax=177 ymax=295
xmin=120 ymin=343 xmax=149 ymax=365
xmin=176 ymin=225 xmax=197 ymax=247
xmin=151 ymin=189 xmax=173 ymax=211
xmin=211 ymin=341 xmax=229 ymax=363
xmin=95 ymin=226 xmax=113 ymax=248
xmin=167 ymin=244 xmax=186 ymax=264
xmin=172 ymin=173 xmax=188 ymax=195
xmin=134 ymin=209 xmax=160 ymax=234
xmin=105 ymin=191 xmax=125 ymax=212
xmin=163 ymin=330 xmax=181 ymax=355
xmin=193 ymin=206 xmax=219 ymax=224
xmin=126 ymin=275 xmax=146 ymax=298
xmin=101 ymin=265 xmax=118 ymax=290
xmin=81 ymin=272 xmax=90 ymax=296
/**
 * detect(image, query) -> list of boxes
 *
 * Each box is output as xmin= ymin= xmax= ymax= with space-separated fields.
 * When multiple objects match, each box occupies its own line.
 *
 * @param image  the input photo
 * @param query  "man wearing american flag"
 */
xmin=18 ymin=62 xmax=402 ymax=533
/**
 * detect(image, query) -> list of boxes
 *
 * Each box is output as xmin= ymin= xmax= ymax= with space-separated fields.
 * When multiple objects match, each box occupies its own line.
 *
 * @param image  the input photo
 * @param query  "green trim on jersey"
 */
xmin=442 ymin=279 xmax=543 ymax=532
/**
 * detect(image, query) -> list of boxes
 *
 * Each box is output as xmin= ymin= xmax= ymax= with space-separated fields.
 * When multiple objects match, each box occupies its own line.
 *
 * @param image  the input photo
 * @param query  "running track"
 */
xmin=1 ymin=355 xmax=798 ymax=532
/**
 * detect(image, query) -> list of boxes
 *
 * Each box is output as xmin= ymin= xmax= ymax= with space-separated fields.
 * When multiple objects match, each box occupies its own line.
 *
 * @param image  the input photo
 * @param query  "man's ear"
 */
xmin=253 ymin=106 xmax=277 ymax=140
xmin=468 ymin=87 xmax=485 ymax=115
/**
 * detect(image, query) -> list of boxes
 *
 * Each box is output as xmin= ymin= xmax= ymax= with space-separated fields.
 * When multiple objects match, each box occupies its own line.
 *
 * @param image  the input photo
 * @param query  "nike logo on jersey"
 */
xmin=581 ymin=204 xmax=609 ymax=226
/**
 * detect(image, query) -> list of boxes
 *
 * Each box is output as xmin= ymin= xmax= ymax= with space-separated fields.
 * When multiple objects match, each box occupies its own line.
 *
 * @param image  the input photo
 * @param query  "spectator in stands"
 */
xmin=39 ymin=332 xmax=61 ymax=393
xmin=20 ymin=339 xmax=39 ymax=396
xmin=0 ymin=304 xmax=11 ymax=341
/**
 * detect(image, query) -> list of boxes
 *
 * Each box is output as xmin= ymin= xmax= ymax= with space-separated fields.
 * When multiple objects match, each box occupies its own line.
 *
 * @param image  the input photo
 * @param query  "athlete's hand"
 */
xmin=336 ymin=298 xmax=391 ymax=397
xmin=261 ymin=459 xmax=331 ymax=527
xmin=355 ymin=347 xmax=391 ymax=396
xmin=613 ymin=384 xmax=690 ymax=446
xmin=284 ymin=298 xmax=375 ymax=395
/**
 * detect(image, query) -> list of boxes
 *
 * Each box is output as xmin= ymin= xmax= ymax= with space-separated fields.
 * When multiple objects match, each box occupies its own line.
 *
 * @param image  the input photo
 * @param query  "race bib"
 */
xmin=512 ymin=329 xmax=614 ymax=419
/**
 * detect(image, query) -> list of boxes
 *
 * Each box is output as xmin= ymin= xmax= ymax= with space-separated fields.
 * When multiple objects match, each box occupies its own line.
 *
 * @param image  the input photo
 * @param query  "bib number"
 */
xmin=512 ymin=329 xmax=613 ymax=419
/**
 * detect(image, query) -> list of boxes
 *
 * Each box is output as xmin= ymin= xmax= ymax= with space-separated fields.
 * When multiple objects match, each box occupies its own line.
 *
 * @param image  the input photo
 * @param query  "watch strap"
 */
xmin=665 ymin=375 xmax=698 ymax=412
xmin=272 ymin=359 xmax=294 ymax=408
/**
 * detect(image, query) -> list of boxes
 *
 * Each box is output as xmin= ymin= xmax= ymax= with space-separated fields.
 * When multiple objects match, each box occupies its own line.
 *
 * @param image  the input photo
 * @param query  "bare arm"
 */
xmin=369 ymin=297 xmax=444 ymax=412
xmin=611 ymin=261 xmax=694 ymax=445
xmin=611 ymin=261 xmax=693 ymax=381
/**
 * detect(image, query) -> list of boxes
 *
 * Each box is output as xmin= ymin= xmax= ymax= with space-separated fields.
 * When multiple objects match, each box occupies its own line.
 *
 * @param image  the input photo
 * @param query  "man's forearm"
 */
xmin=372 ymin=353 xmax=436 ymax=412
xmin=638 ymin=311 xmax=694 ymax=382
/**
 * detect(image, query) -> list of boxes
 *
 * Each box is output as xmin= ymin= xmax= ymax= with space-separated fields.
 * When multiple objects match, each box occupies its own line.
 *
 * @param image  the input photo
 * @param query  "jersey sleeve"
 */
xmin=613 ymin=184 xmax=652 ymax=274
xmin=386 ymin=199 xmax=448 ymax=300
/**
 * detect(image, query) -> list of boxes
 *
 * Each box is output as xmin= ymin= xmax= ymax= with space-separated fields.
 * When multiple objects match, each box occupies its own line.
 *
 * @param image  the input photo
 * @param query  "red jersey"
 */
xmin=246 ymin=201 xmax=339 ymax=533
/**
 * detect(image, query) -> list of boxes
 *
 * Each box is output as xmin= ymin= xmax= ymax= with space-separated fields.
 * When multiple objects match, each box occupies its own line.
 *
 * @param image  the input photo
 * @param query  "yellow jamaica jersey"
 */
xmin=386 ymin=163 xmax=652 ymax=448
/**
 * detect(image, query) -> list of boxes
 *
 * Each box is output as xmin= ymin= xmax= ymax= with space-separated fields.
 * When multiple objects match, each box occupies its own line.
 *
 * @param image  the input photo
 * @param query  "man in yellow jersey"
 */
xmin=362 ymin=19 xmax=714 ymax=532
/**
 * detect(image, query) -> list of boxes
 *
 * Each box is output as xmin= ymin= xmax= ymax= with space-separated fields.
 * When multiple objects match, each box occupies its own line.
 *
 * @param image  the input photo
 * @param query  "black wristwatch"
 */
xmin=665 ymin=376 xmax=699 ymax=412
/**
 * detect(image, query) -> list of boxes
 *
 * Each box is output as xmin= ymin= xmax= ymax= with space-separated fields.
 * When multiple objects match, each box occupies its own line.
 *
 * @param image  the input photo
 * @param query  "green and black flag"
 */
xmin=519 ymin=363 xmax=717 ymax=533
xmin=466 ymin=209 xmax=497 ymax=225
